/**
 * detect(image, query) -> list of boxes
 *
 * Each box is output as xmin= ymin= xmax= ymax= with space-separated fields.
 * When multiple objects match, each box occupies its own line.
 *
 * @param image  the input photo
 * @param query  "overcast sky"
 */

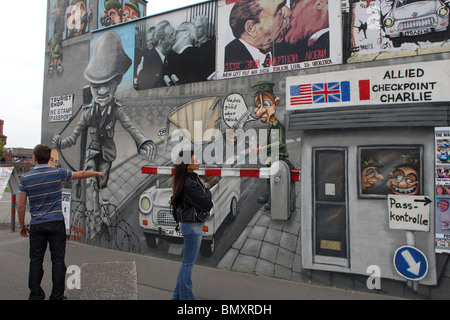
xmin=0 ymin=0 xmax=207 ymax=149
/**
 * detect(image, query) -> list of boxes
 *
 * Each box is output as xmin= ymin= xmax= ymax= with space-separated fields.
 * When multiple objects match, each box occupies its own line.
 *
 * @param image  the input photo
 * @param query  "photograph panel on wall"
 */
xmin=134 ymin=1 xmax=217 ymax=90
xmin=216 ymin=0 xmax=342 ymax=80
xmin=345 ymin=0 xmax=450 ymax=62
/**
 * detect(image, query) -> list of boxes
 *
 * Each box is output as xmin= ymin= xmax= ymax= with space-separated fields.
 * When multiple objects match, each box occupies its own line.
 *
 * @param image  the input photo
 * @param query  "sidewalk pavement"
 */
xmin=0 ymin=227 xmax=403 ymax=301
xmin=0 ymin=191 xmax=404 ymax=301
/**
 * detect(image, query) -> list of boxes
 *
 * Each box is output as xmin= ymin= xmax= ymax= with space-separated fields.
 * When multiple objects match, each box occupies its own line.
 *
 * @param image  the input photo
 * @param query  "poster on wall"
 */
xmin=216 ymin=0 xmax=342 ymax=80
xmin=49 ymin=94 xmax=74 ymax=122
xmin=435 ymin=127 xmax=450 ymax=253
xmin=286 ymin=59 xmax=450 ymax=110
xmin=62 ymin=189 xmax=71 ymax=234
xmin=134 ymin=1 xmax=217 ymax=90
xmin=346 ymin=0 xmax=450 ymax=63
xmin=0 ymin=167 xmax=13 ymax=201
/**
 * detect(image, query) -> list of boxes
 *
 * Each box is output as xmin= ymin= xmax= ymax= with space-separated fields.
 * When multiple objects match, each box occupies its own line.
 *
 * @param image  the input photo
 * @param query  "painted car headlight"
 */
xmin=438 ymin=6 xmax=449 ymax=17
xmin=384 ymin=17 xmax=394 ymax=27
xmin=139 ymin=194 xmax=153 ymax=214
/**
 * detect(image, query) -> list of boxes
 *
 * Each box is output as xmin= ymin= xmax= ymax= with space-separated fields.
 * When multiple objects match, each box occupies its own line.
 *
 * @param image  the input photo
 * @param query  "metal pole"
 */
xmin=10 ymin=193 xmax=16 ymax=232
xmin=406 ymin=230 xmax=418 ymax=292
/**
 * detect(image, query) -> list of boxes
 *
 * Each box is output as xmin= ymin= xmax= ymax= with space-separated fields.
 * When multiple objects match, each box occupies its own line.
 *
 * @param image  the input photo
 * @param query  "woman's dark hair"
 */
xmin=170 ymin=150 xmax=194 ymax=212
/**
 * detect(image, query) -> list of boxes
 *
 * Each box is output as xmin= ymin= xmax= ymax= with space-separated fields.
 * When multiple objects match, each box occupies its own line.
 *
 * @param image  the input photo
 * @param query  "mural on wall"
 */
xmin=137 ymin=78 xmax=295 ymax=258
xmin=217 ymin=0 xmax=342 ymax=79
xmin=45 ymin=14 xmax=295 ymax=260
xmin=134 ymin=1 xmax=217 ymax=89
xmin=52 ymin=31 xmax=156 ymax=235
xmin=99 ymin=0 xmax=144 ymax=27
xmin=48 ymin=0 xmax=93 ymax=75
xmin=346 ymin=0 xmax=450 ymax=62
xmin=41 ymin=0 xmax=449 ymax=292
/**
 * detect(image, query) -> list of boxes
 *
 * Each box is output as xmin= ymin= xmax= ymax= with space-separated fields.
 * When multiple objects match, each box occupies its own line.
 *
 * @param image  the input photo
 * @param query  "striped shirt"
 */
xmin=19 ymin=165 xmax=73 ymax=225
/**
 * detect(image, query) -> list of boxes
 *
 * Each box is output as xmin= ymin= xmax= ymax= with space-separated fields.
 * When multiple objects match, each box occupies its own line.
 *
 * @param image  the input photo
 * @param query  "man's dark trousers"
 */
xmin=28 ymin=220 xmax=67 ymax=300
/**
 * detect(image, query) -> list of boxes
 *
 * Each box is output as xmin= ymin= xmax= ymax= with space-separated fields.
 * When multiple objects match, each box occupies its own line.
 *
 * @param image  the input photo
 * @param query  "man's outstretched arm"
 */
xmin=72 ymin=171 xmax=105 ymax=181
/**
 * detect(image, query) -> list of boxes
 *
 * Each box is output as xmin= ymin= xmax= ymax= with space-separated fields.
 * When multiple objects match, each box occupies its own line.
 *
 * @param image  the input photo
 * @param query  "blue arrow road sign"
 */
xmin=393 ymin=246 xmax=428 ymax=281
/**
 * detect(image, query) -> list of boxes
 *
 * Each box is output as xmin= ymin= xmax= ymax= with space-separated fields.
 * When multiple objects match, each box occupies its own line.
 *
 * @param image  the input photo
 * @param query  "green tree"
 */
xmin=0 ymin=142 xmax=5 ymax=159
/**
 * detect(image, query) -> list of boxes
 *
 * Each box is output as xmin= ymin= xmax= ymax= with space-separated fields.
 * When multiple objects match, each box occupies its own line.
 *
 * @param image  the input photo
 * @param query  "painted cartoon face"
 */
xmin=104 ymin=7 xmax=122 ymax=25
xmin=386 ymin=166 xmax=419 ymax=195
xmin=254 ymin=92 xmax=280 ymax=123
xmin=90 ymin=76 xmax=121 ymax=107
xmin=122 ymin=6 xmax=139 ymax=22
xmin=361 ymin=166 xmax=384 ymax=191
xmin=438 ymin=200 xmax=449 ymax=212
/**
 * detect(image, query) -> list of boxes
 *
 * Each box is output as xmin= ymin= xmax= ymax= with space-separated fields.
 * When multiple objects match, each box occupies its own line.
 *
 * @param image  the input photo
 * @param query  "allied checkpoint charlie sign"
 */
xmin=286 ymin=60 xmax=450 ymax=110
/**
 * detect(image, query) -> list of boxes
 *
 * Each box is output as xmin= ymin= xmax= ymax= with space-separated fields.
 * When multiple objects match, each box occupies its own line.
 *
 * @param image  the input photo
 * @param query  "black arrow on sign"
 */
xmin=414 ymin=197 xmax=432 ymax=206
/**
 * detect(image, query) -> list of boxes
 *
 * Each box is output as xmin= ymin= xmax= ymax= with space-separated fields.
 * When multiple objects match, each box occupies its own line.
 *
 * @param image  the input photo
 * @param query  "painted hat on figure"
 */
xmin=104 ymin=0 xmax=122 ymax=10
xmin=124 ymin=0 xmax=141 ymax=16
xmin=250 ymin=81 xmax=275 ymax=96
xmin=84 ymin=31 xmax=132 ymax=84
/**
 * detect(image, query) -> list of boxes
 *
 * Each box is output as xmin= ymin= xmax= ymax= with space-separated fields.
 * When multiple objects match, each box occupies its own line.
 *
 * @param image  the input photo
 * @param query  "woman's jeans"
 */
xmin=28 ymin=220 xmax=67 ymax=300
xmin=173 ymin=222 xmax=203 ymax=300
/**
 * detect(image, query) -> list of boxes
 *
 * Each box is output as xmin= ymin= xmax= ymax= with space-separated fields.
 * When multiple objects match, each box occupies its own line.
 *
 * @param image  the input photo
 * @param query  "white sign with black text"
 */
xmin=49 ymin=94 xmax=73 ymax=122
xmin=388 ymin=195 xmax=431 ymax=232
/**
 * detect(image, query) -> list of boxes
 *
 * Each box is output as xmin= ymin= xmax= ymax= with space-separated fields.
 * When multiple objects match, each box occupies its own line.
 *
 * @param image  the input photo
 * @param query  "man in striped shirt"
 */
xmin=18 ymin=144 xmax=105 ymax=300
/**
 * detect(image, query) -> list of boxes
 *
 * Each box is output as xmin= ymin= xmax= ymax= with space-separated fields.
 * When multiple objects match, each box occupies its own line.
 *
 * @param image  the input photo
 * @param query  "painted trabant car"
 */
xmin=383 ymin=0 xmax=449 ymax=45
xmin=139 ymin=173 xmax=240 ymax=257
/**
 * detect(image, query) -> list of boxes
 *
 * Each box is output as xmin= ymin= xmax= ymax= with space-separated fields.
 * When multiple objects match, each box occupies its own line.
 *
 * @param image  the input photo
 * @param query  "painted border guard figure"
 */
xmin=250 ymin=80 xmax=290 ymax=211
xmin=53 ymin=31 xmax=156 ymax=232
